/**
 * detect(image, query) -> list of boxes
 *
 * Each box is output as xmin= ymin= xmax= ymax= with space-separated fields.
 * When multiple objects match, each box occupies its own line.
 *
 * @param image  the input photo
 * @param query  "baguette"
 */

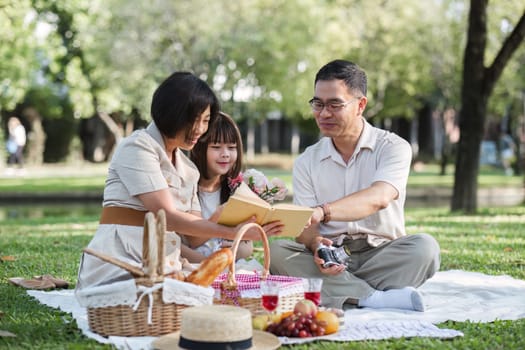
xmin=185 ymin=248 xmax=233 ymax=287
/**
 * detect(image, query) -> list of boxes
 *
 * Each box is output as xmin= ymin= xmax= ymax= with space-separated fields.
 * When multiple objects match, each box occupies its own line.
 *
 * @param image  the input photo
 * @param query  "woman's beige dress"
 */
xmin=76 ymin=122 xmax=200 ymax=291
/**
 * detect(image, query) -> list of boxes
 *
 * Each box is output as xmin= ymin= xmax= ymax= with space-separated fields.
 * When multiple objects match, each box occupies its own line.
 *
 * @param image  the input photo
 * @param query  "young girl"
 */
xmin=185 ymin=112 xmax=282 ymax=263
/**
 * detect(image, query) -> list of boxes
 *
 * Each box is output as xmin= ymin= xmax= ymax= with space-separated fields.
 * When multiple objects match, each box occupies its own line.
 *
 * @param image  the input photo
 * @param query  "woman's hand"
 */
xmin=262 ymin=220 xmax=284 ymax=237
xmin=312 ymin=237 xmax=346 ymax=275
xmin=233 ymin=217 xmax=265 ymax=241
xmin=233 ymin=219 xmax=283 ymax=240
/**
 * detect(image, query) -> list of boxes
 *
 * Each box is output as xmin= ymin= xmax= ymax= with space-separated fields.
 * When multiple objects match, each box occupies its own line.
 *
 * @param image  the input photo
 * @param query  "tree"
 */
xmin=451 ymin=0 xmax=525 ymax=212
xmin=0 ymin=1 xmax=41 ymax=111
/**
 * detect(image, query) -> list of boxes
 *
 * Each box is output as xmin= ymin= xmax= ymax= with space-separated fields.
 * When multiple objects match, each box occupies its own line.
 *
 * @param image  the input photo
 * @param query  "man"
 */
xmin=270 ymin=60 xmax=440 ymax=311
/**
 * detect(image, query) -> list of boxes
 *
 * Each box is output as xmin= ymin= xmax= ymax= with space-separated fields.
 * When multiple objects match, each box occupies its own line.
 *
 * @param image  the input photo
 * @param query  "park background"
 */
xmin=1 ymin=1 xmax=525 ymax=349
xmin=1 ymin=0 xmax=525 ymax=212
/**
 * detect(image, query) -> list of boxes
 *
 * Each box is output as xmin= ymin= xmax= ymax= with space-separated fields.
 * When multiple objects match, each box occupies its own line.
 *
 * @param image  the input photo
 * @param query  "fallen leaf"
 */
xmin=0 ymin=330 xmax=16 ymax=337
xmin=1 ymin=256 xmax=16 ymax=262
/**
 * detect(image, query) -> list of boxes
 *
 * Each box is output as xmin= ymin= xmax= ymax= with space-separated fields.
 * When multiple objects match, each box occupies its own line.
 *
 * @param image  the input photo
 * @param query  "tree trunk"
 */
xmin=451 ymin=101 xmax=486 ymax=212
xmin=260 ymin=119 xmax=269 ymax=154
xmin=451 ymin=0 xmax=525 ymax=212
xmin=417 ymin=104 xmax=433 ymax=158
xmin=246 ymin=117 xmax=255 ymax=163
xmin=23 ymin=107 xmax=46 ymax=166
xmin=291 ymin=125 xmax=300 ymax=156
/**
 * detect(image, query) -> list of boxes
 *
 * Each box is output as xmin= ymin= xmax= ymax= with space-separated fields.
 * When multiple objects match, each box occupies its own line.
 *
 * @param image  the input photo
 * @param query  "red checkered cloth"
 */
xmin=212 ymin=273 xmax=303 ymax=298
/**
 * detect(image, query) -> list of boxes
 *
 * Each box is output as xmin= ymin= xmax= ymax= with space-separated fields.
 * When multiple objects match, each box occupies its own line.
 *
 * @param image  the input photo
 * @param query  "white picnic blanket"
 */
xmin=27 ymin=270 xmax=525 ymax=348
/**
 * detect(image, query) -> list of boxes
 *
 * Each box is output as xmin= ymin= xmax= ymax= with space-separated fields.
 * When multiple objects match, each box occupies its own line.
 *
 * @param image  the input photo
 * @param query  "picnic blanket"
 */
xmin=26 ymin=270 xmax=525 ymax=348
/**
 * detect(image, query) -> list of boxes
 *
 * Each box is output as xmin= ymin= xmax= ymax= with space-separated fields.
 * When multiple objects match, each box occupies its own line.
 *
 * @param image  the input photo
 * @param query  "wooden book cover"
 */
xmin=218 ymin=182 xmax=313 ymax=237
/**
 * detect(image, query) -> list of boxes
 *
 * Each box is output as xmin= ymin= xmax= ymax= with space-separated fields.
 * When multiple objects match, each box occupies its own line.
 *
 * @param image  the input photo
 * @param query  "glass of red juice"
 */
xmin=302 ymin=278 xmax=323 ymax=306
xmin=260 ymin=280 xmax=279 ymax=313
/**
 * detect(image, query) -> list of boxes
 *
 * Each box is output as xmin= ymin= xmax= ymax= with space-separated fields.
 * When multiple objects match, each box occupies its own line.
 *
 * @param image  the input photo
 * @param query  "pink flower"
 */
xmin=242 ymin=168 xmax=288 ymax=204
xmin=270 ymin=178 xmax=288 ymax=201
xmin=227 ymin=173 xmax=244 ymax=193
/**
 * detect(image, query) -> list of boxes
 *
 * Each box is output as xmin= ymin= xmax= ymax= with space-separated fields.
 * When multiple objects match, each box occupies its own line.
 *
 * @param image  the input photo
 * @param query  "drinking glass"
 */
xmin=302 ymin=278 xmax=323 ymax=306
xmin=260 ymin=280 xmax=279 ymax=314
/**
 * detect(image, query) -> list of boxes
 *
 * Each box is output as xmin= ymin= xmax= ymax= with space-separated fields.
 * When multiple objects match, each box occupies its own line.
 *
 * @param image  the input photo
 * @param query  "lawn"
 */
xmin=0 ymin=206 xmax=524 ymax=349
xmin=0 ymin=161 xmax=524 ymax=348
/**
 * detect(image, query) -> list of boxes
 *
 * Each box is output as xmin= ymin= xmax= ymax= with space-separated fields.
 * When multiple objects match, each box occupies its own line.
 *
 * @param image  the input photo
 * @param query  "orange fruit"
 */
xmin=281 ymin=311 xmax=294 ymax=319
xmin=315 ymin=310 xmax=339 ymax=334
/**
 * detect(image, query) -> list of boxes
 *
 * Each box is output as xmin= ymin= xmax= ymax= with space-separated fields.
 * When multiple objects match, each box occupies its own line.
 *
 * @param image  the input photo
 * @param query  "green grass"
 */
xmin=0 ymin=161 xmax=524 ymax=348
xmin=407 ymin=164 xmax=523 ymax=189
xmin=1 ymin=206 xmax=524 ymax=349
xmin=0 ymin=176 xmax=105 ymax=193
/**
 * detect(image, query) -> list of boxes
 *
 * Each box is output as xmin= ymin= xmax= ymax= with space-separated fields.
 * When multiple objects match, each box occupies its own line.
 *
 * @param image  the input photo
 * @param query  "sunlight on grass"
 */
xmin=1 ymin=190 xmax=525 ymax=348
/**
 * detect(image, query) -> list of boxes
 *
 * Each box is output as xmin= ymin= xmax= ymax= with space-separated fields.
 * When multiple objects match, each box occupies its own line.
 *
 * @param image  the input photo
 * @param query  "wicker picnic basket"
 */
xmin=213 ymin=222 xmax=304 ymax=315
xmin=82 ymin=209 xmax=206 ymax=337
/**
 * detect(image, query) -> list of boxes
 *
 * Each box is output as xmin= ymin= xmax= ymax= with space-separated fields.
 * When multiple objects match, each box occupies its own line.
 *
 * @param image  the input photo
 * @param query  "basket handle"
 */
xmin=155 ymin=209 xmax=166 ymax=277
xmin=84 ymin=210 xmax=167 ymax=285
xmin=141 ymin=210 xmax=166 ymax=285
xmin=83 ymin=247 xmax=145 ymax=277
xmin=142 ymin=212 xmax=158 ymax=282
xmin=226 ymin=222 xmax=270 ymax=285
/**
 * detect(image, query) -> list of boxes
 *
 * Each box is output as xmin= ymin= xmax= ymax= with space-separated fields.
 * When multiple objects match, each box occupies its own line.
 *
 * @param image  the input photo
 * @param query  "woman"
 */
xmin=76 ymin=72 xmax=264 ymax=290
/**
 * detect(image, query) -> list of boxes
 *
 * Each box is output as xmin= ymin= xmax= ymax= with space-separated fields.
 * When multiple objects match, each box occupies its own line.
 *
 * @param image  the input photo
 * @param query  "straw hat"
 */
xmin=152 ymin=305 xmax=280 ymax=350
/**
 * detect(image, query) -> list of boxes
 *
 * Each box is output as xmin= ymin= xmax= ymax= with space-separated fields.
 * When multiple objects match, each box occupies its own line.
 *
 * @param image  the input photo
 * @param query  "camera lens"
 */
xmin=317 ymin=245 xmax=339 ymax=267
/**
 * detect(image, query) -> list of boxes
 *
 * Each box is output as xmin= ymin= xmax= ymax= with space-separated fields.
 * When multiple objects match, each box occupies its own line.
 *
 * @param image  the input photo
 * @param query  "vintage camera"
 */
xmin=316 ymin=243 xmax=351 ymax=268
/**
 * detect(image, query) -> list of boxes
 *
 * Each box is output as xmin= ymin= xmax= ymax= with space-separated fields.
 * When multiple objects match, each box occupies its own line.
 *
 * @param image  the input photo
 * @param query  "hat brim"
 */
xmin=152 ymin=330 xmax=280 ymax=350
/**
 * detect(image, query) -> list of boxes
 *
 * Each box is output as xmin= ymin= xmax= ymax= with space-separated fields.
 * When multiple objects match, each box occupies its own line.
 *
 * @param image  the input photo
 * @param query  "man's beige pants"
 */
xmin=269 ymin=234 xmax=440 ymax=309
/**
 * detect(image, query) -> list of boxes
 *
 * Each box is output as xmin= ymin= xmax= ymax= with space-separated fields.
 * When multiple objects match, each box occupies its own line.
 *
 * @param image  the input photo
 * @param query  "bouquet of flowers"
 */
xmin=228 ymin=168 xmax=288 ymax=204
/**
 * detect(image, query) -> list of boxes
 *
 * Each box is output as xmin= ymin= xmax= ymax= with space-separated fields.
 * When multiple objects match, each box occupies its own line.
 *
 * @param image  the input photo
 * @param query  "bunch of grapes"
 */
xmin=266 ymin=313 xmax=327 ymax=338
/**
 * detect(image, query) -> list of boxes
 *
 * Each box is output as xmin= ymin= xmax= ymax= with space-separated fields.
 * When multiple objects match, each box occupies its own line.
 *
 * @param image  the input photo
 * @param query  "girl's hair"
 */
xmin=151 ymin=71 xmax=220 ymax=138
xmin=190 ymin=112 xmax=243 ymax=203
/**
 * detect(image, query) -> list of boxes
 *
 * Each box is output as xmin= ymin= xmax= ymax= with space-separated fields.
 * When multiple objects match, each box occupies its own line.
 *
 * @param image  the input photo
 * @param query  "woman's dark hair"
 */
xmin=190 ymin=112 xmax=243 ymax=203
xmin=315 ymin=59 xmax=367 ymax=97
xmin=151 ymin=72 xmax=220 ymax=138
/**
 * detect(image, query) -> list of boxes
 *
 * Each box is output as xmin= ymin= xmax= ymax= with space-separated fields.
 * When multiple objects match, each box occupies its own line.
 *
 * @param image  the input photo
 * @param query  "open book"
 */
xmin=217 ymin=182 xmax=314 ymax=237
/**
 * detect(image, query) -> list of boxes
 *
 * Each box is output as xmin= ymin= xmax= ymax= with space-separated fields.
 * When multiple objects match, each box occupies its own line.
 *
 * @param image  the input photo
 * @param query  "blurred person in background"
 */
xmin=6 ymin=116 xmax=27 ymax=174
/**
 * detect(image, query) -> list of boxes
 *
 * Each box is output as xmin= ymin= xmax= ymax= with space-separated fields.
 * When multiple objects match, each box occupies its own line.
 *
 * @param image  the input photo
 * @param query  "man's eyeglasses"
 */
xmin=308 ymin=98 xmax=358 ymax=112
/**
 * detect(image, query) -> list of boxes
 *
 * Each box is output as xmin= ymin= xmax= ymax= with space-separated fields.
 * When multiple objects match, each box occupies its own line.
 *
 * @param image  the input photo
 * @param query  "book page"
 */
xmin=217 ymin=193 xmax=269 ymax=227
xmin=264 ymin=204 xmax=314 ymax=237
xmin=231 ymin=182 xmax=268 ymax=205
xmin=217 ymin=182 xmax=313 ymax=237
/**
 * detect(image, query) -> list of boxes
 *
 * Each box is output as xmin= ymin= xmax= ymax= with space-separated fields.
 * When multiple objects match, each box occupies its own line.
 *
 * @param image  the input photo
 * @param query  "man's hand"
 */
xmin=312 ymin=237 xmax=346 ymax=275
xmin=310 ymin=206 xmax=324 ymax=225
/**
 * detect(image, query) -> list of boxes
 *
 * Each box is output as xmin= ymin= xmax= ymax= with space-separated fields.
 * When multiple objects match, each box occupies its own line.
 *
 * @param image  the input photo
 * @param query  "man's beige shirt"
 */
xmin=293 ymin=118 xmax=412 ymax=246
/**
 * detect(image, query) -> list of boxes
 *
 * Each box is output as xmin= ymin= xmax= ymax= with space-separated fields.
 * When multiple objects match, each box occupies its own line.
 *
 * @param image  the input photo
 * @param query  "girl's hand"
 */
xmin=208 ymin=204 xmax=224 ymax=223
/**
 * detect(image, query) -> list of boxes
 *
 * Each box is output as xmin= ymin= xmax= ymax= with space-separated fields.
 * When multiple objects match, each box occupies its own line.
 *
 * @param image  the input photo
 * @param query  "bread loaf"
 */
xmin=185 ymin=248 xmax=233 ymax=287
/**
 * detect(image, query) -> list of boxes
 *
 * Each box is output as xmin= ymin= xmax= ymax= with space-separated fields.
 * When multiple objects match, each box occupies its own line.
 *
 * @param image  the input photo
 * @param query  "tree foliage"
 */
xmin=0 ymin=0 xmax=41 ymax=110
xmin=1 ymin=1 xmax=524 ymax=194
